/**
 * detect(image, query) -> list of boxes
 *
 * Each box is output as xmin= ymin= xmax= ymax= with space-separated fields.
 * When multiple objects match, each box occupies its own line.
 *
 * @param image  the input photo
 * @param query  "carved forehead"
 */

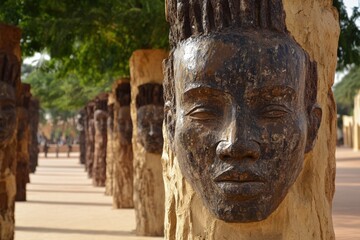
xmin=174 ymin=31 xmax=306 ymax=93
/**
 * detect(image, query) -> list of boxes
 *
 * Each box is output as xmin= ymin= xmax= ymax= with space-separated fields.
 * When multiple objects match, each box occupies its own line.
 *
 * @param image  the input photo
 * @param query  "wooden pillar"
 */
xmin=29 ymin=98 xmax=40 ymax=173
xmin=85 ymin=101 xmax=95 ymax=177
xmin=92 ymin=93 xmax=108 ymax=187
xmin=162 ymin=1 xmax=339 ymax=239
xmin=76 ymin=108 xmax=87 ymax=165
xmin=105 ymin=93 xmax=115 ymax=195
xmin=112 ymin=78 xmax=134 ymax=208
xmin=16 ymin=83 xmax=31 ymax=201
xmin=130 ymin=49 xmax=167 ymax=236
xmin=0 ymin=23 xmax=21 ymax=240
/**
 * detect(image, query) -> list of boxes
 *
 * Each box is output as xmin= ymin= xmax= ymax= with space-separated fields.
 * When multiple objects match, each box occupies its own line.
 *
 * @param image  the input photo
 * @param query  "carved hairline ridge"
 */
xmin=136 ymin=83 xmax=164 ymax=108
xmin=166 ymin=0 xmax=287 ymax=46
xmin=0 ymin=51 xmax=20 ymax=88
xmin=116 ymin=82 xmax=131 ymax=106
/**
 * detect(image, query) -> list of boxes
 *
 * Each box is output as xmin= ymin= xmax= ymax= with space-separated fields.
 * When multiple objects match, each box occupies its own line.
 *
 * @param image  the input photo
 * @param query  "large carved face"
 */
xmin=172 ymin=32 xmax=321 ymax=222
xmin=94 ymin=109 xmax=107 ymax=134
xmin=0 ymin=83 xmax=16 ymax=146
xmin=118 ymin=106 xmax=132 ymax=145
xmin=137 ymin=105 xmax=164 ymax=154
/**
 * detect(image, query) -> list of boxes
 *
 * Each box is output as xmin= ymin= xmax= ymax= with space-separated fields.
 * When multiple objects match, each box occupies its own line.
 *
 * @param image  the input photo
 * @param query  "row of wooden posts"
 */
xmin=78 ymin=49 xmax=167 ymax=236
xmin=0 ymin=24 xmax=41 ymax=240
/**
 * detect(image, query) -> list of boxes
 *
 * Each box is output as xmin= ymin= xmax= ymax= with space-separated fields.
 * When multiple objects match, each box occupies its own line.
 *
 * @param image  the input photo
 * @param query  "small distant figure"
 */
xmin=66 ymin=135 xmax=73 ymax=158
xmin=56 ymin=144 xmax=59 ymax=158
xmin=43 ymin=139 xmax=49 ymax=158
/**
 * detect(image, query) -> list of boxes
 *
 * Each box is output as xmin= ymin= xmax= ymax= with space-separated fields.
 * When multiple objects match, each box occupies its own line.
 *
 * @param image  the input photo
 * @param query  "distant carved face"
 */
xmin=172 ymin=32 xmax=321 ymax=222
xmin=137 ymin=105 xmax=164 ymax=154
xmin=0 ymin=83 xmax=16 ymax=146
xmin=118 ymin=106 xmax=132 ymax=145
xmin=94 ymin=109 xmax=108 ymax=134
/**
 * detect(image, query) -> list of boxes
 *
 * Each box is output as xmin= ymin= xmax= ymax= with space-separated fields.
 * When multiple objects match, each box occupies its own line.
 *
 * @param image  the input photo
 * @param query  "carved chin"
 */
xmin=140 ymin=140 xmax=163 ymax=154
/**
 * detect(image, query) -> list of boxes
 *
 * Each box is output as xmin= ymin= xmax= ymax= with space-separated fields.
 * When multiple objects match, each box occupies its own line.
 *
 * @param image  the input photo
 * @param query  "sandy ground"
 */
xmin=333 ymin=147 xmax=360 ymax=240
xmin=15 ymin=153 xmax=162 ymax=240
xmin=15 ymin=148 xmax=360 ymax=240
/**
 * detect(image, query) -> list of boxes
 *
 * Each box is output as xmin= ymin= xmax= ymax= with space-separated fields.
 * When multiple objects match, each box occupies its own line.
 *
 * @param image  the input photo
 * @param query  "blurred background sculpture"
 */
xmin=136 ymin=83 xmax=164 ymax=154
xmin=29 ymin=97 xmax=40 ymax=173
xmin=112 ymin=79 xmax=134 ymax=208
xmin=16 ymin=83 xmax=32 ymax=202
xmin=92 ymin=93 xmax=108 ymax=187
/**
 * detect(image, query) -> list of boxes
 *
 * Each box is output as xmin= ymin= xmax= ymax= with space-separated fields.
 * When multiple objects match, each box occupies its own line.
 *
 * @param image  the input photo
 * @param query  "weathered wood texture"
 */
xmin=85 ymin=102 xmax=95 ymax=178
xmin=162 ymin=1 xmax=339 ymax=239
xmin=112 ymin=78 xmax=134 ymax=208
xmin=29 ymin=98 xmax=40 ymax=173
xmin=130 ymin=49 xmax=167 ymax=236
xmin=0 ymin=24 xmax=21 ymax=240
xmin=77 ymin=109 xmax=86 ymax=165
xmin=105 ymin=94 xmax=115 ymax=195
xmin=15 ymin=83 xmax=31 ymax=202
xmin=92 ymin=94 xmax=108 ymax=187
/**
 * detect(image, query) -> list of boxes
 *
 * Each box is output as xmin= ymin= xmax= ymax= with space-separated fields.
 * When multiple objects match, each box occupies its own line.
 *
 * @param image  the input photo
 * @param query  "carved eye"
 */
xmin=187 ymin=107 xmax=220 ymax=121
xmin=2 ymin=103 xmax=15 ymax=111
xmin=260 ymin=105 xmax=290 ymax=118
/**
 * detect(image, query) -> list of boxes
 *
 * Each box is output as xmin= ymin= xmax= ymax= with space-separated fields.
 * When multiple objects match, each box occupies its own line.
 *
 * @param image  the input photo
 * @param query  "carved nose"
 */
xmin=216 ymin=139 xmax=260 ymax=162
xmin=148 ymin=124 xmax=154 ymax=136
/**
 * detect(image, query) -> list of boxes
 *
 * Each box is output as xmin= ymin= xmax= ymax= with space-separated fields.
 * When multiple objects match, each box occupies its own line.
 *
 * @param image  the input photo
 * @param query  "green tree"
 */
xmin=1 ymin=0 xmax=168 ymax=114
xmin=333 ymin=0 xmax=360 ymax=70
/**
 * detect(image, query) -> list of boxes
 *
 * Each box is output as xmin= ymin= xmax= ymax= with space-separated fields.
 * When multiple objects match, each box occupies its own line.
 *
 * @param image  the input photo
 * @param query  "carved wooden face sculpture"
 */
xmin=0 ymin=83 xmax=16 ymax=146
xmin=0 ymin=52 xmax=19 ymax=147
xmin=171 ymin=32 xmax=322 ymax=222
xmin=118 ymin=106 xmax=132 ymax=145
xmin=137 ymin=105 xmax=164 ymax=153
xmin=94 ymin=109 xmax=108 ymax=134
xmin=136 ymin=83 xmax=164 ymax=154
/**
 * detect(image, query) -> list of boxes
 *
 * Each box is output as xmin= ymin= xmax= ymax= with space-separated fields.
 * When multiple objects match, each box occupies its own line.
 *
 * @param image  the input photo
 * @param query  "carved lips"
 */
xmin=214 ymin=168 xmax=266 ymax=200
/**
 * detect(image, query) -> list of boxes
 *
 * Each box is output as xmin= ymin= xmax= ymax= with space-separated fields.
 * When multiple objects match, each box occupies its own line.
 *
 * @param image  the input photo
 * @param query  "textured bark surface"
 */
xmin=77 ymin=109 xmax=86 ymax=165
xmin=15 ymin=105 xmax=30 ymax=202
xmin=112 ymin=78 xmax=134 ymax=208
xmin=92 ymin=110 xmax=107 ymax=187
xmin=29 ymin=98 xmax=40 ymax=173
xmin=0 ymin=23 xmax=21 ymax=240
xmin=92 ymin=94 xmax=108 ymax=187
xmin=162 ymin=1 xmax=339 ymax=239
xmin=130 ymin=49 xmax=167 ymax=236
xmin=105 ymin=94 xmax=115 ymax=195
xmin=85 ymin=103 xmax=95 ymax=178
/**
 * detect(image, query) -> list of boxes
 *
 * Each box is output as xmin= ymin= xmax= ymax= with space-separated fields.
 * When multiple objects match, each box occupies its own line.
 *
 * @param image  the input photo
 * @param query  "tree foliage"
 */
xmin=334 ymin=67 xmax=360 ymax=115
xmin=0 ymin=0 xmax=169 ymax=115
xmin=1 ymin=0 xmax=360 ymax=117
xmin=333 ymin=0 xmax=360 ymax=71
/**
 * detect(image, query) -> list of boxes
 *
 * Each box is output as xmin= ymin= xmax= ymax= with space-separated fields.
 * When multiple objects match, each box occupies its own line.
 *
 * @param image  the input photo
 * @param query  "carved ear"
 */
xmin=164 ymin=102 xmax=176 ymax=150
xmin=305 ymin=104 xmax=322 ymax=153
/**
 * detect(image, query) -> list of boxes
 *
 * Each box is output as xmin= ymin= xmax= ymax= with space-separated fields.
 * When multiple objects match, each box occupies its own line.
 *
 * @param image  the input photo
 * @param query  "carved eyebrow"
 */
xmin=183 ymin=85 xmax=233 ymax=101
xmin=247 ymin=86 xmax=297 ymax=102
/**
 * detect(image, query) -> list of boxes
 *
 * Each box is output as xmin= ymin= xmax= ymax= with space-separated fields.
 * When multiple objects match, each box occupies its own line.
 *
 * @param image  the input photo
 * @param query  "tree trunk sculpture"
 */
xmin=29 ymin=97 xmax=40 ymax=173
xmin=16 ymin=83 xmax=31 ymax=202
xmin=162 ymin=1 xmax=339 ymax=239
xmin=130 ymin=49 xmax=167 ymax=236
xmin=0 ymin=23 xmax=21 ymax=240
xmin=112 ymin=78 xmax=134 ymax=208
xmin=92 ymin=93 xmax=108 ymax=187
xmin=105 ymin=94 xmax=115 ymax=195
